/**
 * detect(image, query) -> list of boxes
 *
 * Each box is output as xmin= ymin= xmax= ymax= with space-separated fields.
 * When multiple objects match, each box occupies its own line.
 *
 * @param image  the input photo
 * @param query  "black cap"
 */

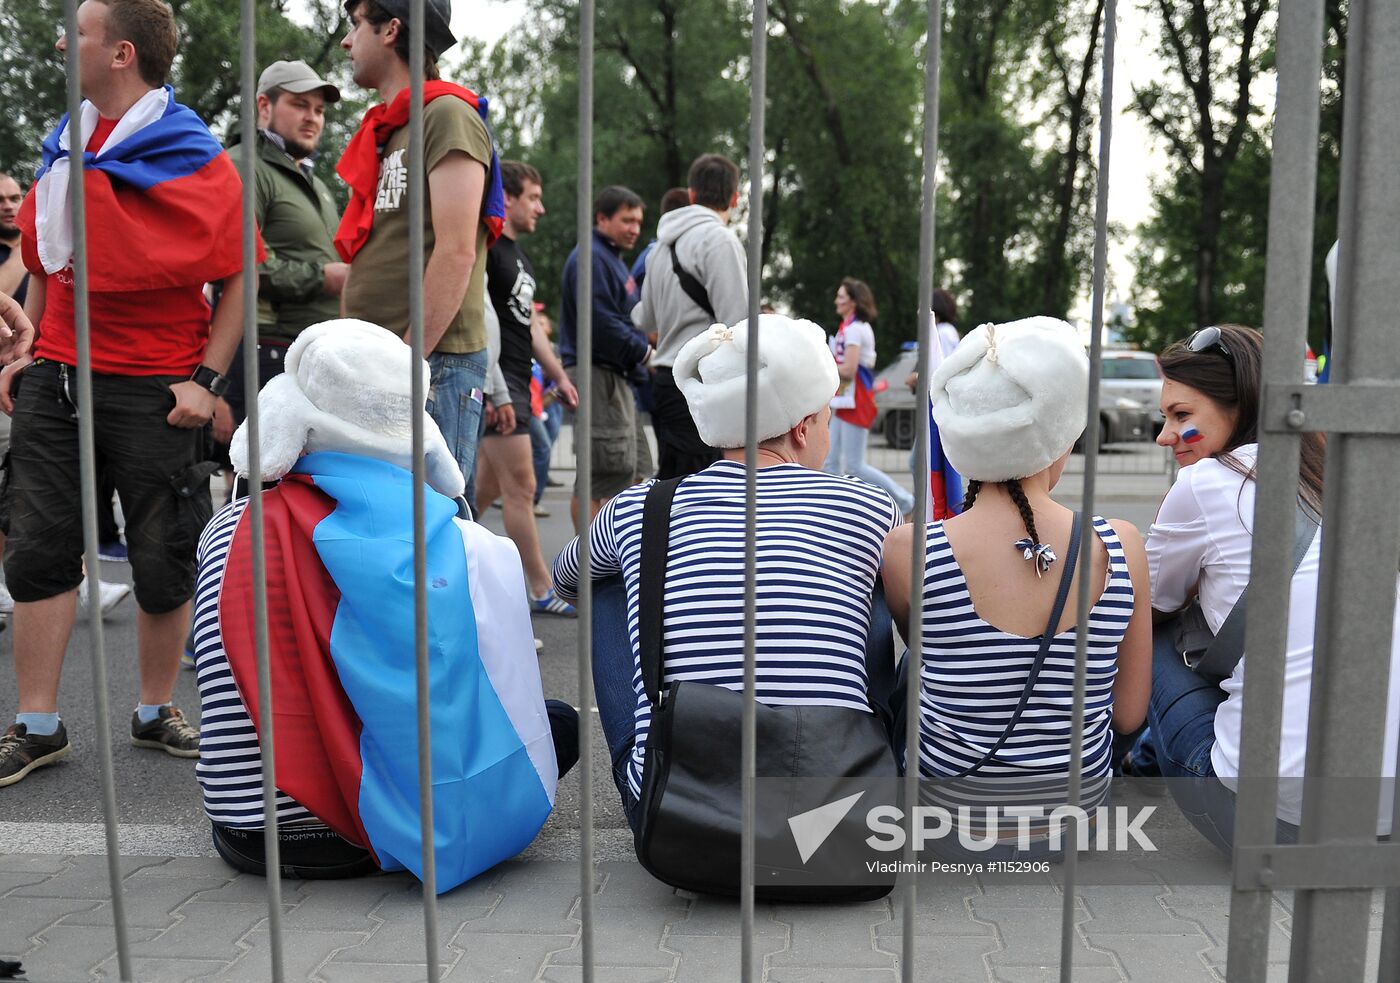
xmin=345 ymin=0 xmax=457 ymax=60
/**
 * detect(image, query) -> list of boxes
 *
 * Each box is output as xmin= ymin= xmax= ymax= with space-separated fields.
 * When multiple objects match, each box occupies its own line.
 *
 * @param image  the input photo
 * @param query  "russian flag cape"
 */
xmin=218 ymin=452 xmax=557 ymax=893
xmin=18 ymin=86 xmax=260 ymax=290
xmin=832 ymin=320 xmax=880 ymax=429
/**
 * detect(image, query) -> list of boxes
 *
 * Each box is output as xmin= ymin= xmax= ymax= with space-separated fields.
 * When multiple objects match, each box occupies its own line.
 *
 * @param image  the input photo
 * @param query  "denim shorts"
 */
xmin=2 ymin=360 xmax=214 ymax=612
xmin=425 ymin=349 xmax=488 ymax=486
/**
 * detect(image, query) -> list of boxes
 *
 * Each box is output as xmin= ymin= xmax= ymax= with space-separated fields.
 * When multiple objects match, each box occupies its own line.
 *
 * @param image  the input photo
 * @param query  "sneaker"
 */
xmin=534 ymin=637 xmax=544 ymax=653
xmin=0 ymin=722 xmax=71 ymax=787
xmin=533 ymin=503 xmax=551 ymax=518
xmin=530 ymin=588 xmax=577 ymax=618
xmin=0 ymin=581 xmax=14 ymax=615
xmin=130 ymin=706 xmax=200 ymax=758
xmin=98 ymin=540 xmax=129 ymax=563
xmin=77 ymin=577 xmax=131 ymax=618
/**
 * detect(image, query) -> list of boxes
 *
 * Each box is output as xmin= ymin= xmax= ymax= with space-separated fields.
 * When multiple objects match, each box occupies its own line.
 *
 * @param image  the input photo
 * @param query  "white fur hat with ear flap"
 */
xmin=229 ymin=318 xmax=466 ymax=498
xmin=929 ymin=316 xmax=1089 ymax=482
xmin=672 ymin=314 xmax=838 ymax=449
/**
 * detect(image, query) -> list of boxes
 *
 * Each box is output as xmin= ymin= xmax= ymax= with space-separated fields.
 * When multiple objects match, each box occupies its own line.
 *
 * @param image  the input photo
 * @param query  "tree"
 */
xmin=1129 ymin=0 xmax=1271 ymax=341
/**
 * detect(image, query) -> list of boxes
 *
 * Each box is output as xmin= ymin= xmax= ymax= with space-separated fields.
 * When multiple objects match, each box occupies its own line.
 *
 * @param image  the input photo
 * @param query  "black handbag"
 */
xmin=631 ymin=477 xmax=900 ymax=901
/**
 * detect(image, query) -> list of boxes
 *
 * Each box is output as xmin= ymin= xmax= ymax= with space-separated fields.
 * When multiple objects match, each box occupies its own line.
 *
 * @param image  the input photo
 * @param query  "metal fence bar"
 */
xmin=575 ymin=1 xmax=598 ymax=976
xmin=64 ymin=0 xmax=132 ymax=976
xmin=900 ymin=1 xmax=941 ymax=977
xmin=739 ymin=1 xmax=767 ymax=979
xmin=1224 ymin=0 xmax=1323 ymax=977
xmin=1287 ymin=0 xmax=1400 ymax=976
xmin=406 ymin=0 xmax=442 ymax=975
xmin=1383 ymin=742 xmax=1400 ymax=983
xmin=1059 ymin=3 xmax=1115 ymax=978
xmin=237 ymin=2 xmax=286 ymax=979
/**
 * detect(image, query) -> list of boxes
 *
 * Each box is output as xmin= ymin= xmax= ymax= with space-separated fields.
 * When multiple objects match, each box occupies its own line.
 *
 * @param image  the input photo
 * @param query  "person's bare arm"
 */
xmin=839 ymin=342 xmax=861 ymax=381
xmin=416 ymin=152 xmax=486 ymax=352
xmin=880 ymin=524 xmax=915 ymax=642
xmin=1109 ymin=519 xmax=1153 ymax=733
xmin=531 ymin=317 xmax=578 ymax=408
xmin=168 ymin=269 xmax=246 ymax=428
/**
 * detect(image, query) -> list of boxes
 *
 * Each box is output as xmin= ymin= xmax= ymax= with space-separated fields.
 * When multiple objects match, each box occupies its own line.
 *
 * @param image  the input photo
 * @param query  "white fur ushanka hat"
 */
xmin=929 ymin=316 xmax=1089 ymax=482
xmin=673 ymin=314 xmax=839 ymax=448
xmin=229 ymin=318 xmax=466 ymax=497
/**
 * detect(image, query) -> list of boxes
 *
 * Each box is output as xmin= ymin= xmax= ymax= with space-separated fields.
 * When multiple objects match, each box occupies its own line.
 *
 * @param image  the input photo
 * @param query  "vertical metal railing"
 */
xmin=237 ymin=1 xmax=286 ymax=980
xmin=405 ymin=0 xmax=443 ymax=978
xmin=574 ymin=1 xmax=598 ymax=978
xmin=1225 ymin=0 xmax=1322 ymax=976
xmin=1059 ymin=3 xmax=1116 ymax=980
xmin=739 ymin=1 xmax=767 ymax=979
xmin=64 ymin=0 xmax=132 ymax=977
xmin=899 ymin=1 xmax=941 ymax=977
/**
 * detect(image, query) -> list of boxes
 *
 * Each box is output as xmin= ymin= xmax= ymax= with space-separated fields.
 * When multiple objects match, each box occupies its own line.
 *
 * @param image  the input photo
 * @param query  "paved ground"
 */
xmin=6 ymin=438 xmax=1387 ymax=981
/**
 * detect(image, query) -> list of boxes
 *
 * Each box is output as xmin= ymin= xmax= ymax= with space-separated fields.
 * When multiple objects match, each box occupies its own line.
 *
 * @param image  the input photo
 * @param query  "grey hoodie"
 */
xmin=631 ymin=204 xmax=748 ymax=369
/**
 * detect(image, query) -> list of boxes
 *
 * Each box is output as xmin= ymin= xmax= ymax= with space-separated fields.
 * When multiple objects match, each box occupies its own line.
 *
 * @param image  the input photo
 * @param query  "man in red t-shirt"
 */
xmin=0 ymin=0 xmax=252 ymax=789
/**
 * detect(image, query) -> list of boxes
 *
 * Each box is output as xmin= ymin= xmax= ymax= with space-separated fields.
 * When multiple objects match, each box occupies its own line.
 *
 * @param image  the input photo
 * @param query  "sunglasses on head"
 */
xmin=1185 ymin=325 xmax=1233 ymax=363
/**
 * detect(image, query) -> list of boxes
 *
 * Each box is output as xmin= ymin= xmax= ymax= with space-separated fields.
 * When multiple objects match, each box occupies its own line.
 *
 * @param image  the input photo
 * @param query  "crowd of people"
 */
xmin=0 ymin=0 xmax=1396 ymax=898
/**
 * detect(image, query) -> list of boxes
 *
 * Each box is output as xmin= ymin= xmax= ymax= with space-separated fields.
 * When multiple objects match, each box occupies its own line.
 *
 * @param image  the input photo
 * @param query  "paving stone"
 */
xmin=439 ymin=931 xmax=575 ymax=981
xmin=872 ymin=887 xmax=995 ymax=937
xmin=976 ymin=907 xmax=1117 ymax=972
xmin=666 ymin=934 xmax=786 ymax=982
xmin=874 ymin=935 xmax=1001 ymax=978
xmin=60 ymin=862 xmax=232 ymax=928
xmin=212 ymin=928 xmax=368 ymax=982
xmin=280 ymin=874 xmax=419 ymax=931
xmin=1081 ymin=934 xmax=1222 ymax=982
xmin=548 ymin=903 xmax=686 ymax=967
xmin=990 ymin=967 xmax=1124 ymax=983
xmin=25 ymin=923 xmax=163 ymax=981
xmin=328 ymin=892 xmax=473 ymax=966
xmin=767 ymin=969 xmax=900 ymax=982
xmin=0 ymin=853 xmax=69 ymax=875
xmin=539 ymin=967 xmax=675 ymax=983
xmin=767 ymin=901 xmax=897 ymax=971
xmin=455 ymin=863 xmax=585 ymax=935
xmin=1 ymin=897 xmax=102 ymax=952
xmin=8 ymin=854 xmax=169 ymax=899
xmin=664 ymin=896 xmax=784 ymax=937
xmin=594 ymin=861 xmax=687 ymax=907
xmin=133 ymin=900 xmax=270 ymax=961
xmin=1079 ymin=887 xmax=1206 ymax=935
xmin=317 ymin=960 xmax=449 ymax=983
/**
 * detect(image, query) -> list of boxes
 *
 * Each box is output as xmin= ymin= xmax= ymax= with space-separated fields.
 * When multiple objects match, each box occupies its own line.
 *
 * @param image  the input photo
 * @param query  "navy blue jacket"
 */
xmin=560 ymin=229 xmax=649 ymax=377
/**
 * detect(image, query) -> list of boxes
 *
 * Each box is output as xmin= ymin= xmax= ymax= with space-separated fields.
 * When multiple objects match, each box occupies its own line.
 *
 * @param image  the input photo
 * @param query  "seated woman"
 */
xmin=1126 ymin=323 xmax=1400 ymax=853
xmin=194 ymin=319 xmax=578 ymax=889
xmin=882 ymin=317 xmax=1151 ymax=860
xmin=552 ymin=314 xmax=903 ymax=831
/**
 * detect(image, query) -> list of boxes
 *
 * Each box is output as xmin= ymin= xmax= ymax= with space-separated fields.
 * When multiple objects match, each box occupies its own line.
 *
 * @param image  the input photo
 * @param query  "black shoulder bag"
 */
xmin=633 ymin=477 xmax=899 ymax=901
xmin=668 ymin=233 xmax=717 ymax=321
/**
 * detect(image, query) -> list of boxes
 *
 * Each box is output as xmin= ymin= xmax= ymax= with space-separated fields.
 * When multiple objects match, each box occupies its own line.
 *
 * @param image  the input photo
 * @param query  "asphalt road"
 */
xmin=0 ymin=438 xmax=1171 ymax=860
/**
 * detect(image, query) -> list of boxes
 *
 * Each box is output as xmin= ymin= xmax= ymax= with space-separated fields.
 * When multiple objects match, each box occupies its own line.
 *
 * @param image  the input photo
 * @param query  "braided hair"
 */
xmin=961 ymin=478 xmax=1041 ymax=547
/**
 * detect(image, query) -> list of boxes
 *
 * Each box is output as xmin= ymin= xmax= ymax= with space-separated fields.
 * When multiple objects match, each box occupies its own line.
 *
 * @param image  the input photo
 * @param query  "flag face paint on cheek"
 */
xmin=1181 ymin=426 xmax=1205 ymax=444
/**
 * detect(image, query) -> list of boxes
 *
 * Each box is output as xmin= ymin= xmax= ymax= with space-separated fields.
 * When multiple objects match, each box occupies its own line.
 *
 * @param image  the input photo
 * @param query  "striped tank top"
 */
xmin=915 ymin=516 xmax=1132 ymax=806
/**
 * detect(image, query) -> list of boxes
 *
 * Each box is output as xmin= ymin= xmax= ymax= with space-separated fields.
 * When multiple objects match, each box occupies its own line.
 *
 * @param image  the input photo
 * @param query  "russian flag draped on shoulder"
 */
xmin=334 ymin=81 xmax=506 ymax=262
xmin=921 ymin=331 xmax=963 ymax=520
xmin=18 ymin=85 xmax=262 ymax=290
xmin=831 ymin=320 xmax=880 ymax=430
xmin=218 ymin=452 xmax=557 ymax=893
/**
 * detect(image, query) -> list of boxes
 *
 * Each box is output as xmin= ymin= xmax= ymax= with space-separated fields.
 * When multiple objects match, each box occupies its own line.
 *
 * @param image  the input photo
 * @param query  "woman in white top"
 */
xmin=1127 ymin=324 xmax=1400 ymax=852
xmin=823 ymin=278 xmax=916 ymax=515
xmin=883 ymin=317 xmax=1152 ymax=860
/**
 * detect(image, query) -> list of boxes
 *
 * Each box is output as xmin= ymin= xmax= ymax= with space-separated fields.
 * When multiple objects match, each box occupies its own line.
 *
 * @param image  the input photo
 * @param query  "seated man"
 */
xmin=194 ymin=319 xmax=577 ymax=888
xmin=553 ymin=314 xmax=902 ymax=831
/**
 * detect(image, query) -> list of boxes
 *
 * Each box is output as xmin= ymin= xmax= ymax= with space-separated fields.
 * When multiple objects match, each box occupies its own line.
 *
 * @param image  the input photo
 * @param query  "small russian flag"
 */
xmin=1182 ymin=426 xmax=1205 ymax=444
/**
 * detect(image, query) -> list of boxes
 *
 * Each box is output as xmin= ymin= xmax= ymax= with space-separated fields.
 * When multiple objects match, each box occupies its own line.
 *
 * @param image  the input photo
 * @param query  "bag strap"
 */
xmin=1202 ymin=505 xmax=1319 ymax=677
xmin=951 ymin=511 xmax=1083 ymax=779
xmin=668 ymin=233 xmax=717 ymax=321
xmin=639 ymin=477 xmax=685 ymax=706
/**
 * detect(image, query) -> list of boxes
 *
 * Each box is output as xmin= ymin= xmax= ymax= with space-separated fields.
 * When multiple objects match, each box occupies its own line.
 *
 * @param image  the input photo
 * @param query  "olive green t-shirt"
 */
xmin=342 ymin=97 xmax=492 ymax=354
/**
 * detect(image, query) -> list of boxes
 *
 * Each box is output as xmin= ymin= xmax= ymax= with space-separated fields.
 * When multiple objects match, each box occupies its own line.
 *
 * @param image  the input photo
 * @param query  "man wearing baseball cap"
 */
xmin=223 ymin=60 xmax=347 ymax=436
xmin=335 ymin=0 xmax=507 ymax=495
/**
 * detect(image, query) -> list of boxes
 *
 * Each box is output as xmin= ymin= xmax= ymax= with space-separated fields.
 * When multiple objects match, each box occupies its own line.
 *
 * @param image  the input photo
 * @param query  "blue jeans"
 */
xmin=823 ymin=416 xmax=915 ymax=515
xmin=530 ymin=403 xmax=563 ymax=504
xmin=590 ymin=575 xmax=901 ymax=834
xmin=426 ymin=350 xmax=488 ymax=501
xmin=1129 ymin=622 xmax=1299 ymax=856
